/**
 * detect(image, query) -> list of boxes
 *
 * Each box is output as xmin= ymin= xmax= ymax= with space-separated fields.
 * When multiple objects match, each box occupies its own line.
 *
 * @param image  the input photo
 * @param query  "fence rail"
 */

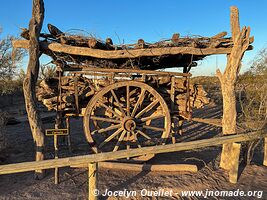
xmin=0 ymin=130 xmax=266 ymax=175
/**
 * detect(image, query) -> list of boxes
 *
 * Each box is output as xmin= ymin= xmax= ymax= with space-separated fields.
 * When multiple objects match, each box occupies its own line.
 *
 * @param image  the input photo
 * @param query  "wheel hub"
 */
xmin=122 ymin=117 xmax=136 ymax=132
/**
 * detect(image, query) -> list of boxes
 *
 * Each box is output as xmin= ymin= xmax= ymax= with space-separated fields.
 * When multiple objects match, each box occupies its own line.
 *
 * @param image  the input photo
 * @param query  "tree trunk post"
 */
xmin=23 ymin=0 xmax=45 ymax=179
xmin=216 ymin=6 xmax=251 ymax=170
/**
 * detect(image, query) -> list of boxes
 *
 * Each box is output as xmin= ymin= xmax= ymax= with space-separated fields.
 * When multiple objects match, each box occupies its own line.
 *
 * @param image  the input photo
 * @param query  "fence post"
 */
xmin=264 ymin=137 xmax=267 ymax=166
xmin=88 ymin=162 xmax=98 ymax=200
xmin=228 ymin=142 xmax=241 ymax=183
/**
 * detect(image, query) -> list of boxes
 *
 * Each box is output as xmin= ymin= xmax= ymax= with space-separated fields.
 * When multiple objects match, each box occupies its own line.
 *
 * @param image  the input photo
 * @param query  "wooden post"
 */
xmin=217 ymin=6 xmax=251 ymax=169
xmin=88 ymin=162 xmax=98 ymax=200
xmin=66 ymin=117 xmax=72 ymax=153
xmin=54 ymin=134 xmax=59 ymax=184
xmin=264 ymin=137 xmax=267 ymax=166
xmin=228 ymin=143 xmax=241 ymax=183
xmin=23 ymin=0 xmax=45 ymax=179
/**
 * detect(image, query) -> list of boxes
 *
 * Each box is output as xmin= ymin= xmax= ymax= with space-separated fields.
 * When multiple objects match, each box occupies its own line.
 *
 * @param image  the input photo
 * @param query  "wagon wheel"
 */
xmin=83 ymin=81 xmax=171 ymax=153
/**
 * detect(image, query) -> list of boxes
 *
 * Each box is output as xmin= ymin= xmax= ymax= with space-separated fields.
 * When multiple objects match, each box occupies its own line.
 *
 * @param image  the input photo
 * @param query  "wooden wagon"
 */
xmin=13 ymin=24 xmax=253 ymax=153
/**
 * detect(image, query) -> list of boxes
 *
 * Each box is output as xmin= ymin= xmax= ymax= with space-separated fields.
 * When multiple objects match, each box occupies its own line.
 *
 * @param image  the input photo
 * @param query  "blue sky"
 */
xmin=1 ymin=0 xmax=267 ymax=76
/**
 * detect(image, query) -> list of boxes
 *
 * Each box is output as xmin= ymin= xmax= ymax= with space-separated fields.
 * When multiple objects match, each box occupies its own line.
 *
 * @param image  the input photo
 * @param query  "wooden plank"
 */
xmin=191 ymin=117 xmax=222 ymax=127
xmin=264 ymin=137 xmax=267 ymax=166
xmin=220 ymin=143 xmax=233 ymax=170
xmin=73 ymin=66 xmax=191 ymax=77
xmin=229 ymin=143 xmax=241 ymax=183
xmin=0 ymin=130 xmax=265 ymax=175
xmin=12 ymin=40 xmax=251 ymax=59
xmin=72 ymin=162 xmax=198 ymax=172
xmin=88 ymin=162 xmax=98 ymax=200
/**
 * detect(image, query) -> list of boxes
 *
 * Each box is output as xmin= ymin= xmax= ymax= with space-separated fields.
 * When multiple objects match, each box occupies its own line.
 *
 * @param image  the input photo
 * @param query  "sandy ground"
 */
xmin=0 ymin=105 xmax=266 ymax=200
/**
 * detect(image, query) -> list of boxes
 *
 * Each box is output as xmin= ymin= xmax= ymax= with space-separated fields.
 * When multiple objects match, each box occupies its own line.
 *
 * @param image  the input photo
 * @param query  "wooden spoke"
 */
xmin=136 ymin=130 xmax=151 ymax=140
xmin=113 ymin=130 xmax=127 ymax=152
xmin=110 ymin=89 xmax=126 ymax=116
xmin=131 ymin=89 xmax=145 ymax=117
xmin=140 ymin=114 xmax=165 ymax=122
xmin=90 ymin=116 xmax=121 ymax=124
xmin=126 ymin=131 xmax=130 ymax=150
xmin=126 ymin=85 xmax=130 ymax=116
xmin=140 ymin=125 xmax=165 ymax=132
xmin=92 ymin=124 xmax=121 ymax=135
xmin=99 ymin=128 xmax=123 ymax=148
xmin=135 ymin=100 xmax=159 ymax=119
xmin=98 ymin=101 xmax=122 ymax=119
xmin=133 ymin=132 xmax=142 ymax=148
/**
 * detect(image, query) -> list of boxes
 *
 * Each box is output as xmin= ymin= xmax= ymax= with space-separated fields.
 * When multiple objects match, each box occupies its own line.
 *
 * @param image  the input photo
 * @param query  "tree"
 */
xmin=23 ymin=0 xmax=45 ymax=179
xmin=0 ymin=30 xmax=25 ymax=94
xmin=216 ymin=7 xmax=251 ymax=170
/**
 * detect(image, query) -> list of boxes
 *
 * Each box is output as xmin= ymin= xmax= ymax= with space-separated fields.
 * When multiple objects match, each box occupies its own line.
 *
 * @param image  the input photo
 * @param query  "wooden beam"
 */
xmin=0 ymin=130 xmax=265 ymax=175
xmin=228 ymin=143 xmax=241 ymax=183
xmin=264 ymin=137 xmax=267 ymax=166
xmin=191 ymin=117 xmax=222 ymax=127
xmin=88 ymin=162 xmax=98 ymax=200
xmin=12 ymin=40 xmax=252 ymax=59
xmin=72 ymin=66 xmax=191 ymax=77
xmin=72 ymin=162 xmax=198 ymax=172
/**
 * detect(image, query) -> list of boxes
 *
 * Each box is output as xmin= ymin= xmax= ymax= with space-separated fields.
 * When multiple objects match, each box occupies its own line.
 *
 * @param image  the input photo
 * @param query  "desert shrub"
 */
xmin=39 ymin=64 xmax=57 ymax=79
xmin=237 ymin=48 xmax=267 ymax=164
xmin=237 ymin=48 xmax=267 ymax=130
xmin=0 ymin=29 xmax=25 ymax=94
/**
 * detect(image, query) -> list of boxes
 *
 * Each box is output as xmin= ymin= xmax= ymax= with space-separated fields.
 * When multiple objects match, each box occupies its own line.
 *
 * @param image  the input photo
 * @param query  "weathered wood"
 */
xmin=88 ymin=38 xmax=113 ymax=50
xmin=0 ymin=130 xmax=265 ymax=175
xmin=264 ymin=137 xmax=267 ymax=166
xmin=217 ymin=6 xmax=251 ymax=168
xmin=23 ymin=0 xmax=45 ymax=179
xmin=230 ymin=6 xmax=240 ymax=41
xmin=12 ymin=40 xmax=252 ymax=59
xmin=220 ymin=143 xmax=231 ymax=170
xmin=172 ymin=33 xmax=180 ymax=43
xmin=191 ymin=118 xmax=222 ymax=127
xmin=211 ymin=31 xmax=227 ymax=39
xmin=228 ymin=143 xmax=241 ymax=183
xmin=88 ymin=162 xmax=98 ymax=200
xmin=47 ymin=24 xmax=64 ymax=37
xmin=72 ymin=162 xmax=198 ymax=172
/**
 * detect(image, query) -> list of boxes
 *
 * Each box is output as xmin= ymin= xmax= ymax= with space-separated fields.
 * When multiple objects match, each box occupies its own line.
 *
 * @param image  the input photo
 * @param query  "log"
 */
xmin=12 ymin=40 xmax=253 ymax=59
xmin=88 ymin=38 xmax=114 ymax=50
xmin=172 ymin=33 xmax=180 ymax=43
xmin=191 ymin=118 xmax=222 ymax=127
xmin=211 ymin=31 xmax=228 ymax=39
xmin=47 ymin=24 xmax=64 ymax=37
xmin=72 ymin=162 xmax=198 ymax=172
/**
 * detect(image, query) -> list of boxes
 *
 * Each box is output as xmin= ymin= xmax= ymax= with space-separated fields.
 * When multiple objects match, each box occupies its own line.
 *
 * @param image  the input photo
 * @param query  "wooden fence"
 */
xmin=0 ymin=130 xmax=266 ymax=199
